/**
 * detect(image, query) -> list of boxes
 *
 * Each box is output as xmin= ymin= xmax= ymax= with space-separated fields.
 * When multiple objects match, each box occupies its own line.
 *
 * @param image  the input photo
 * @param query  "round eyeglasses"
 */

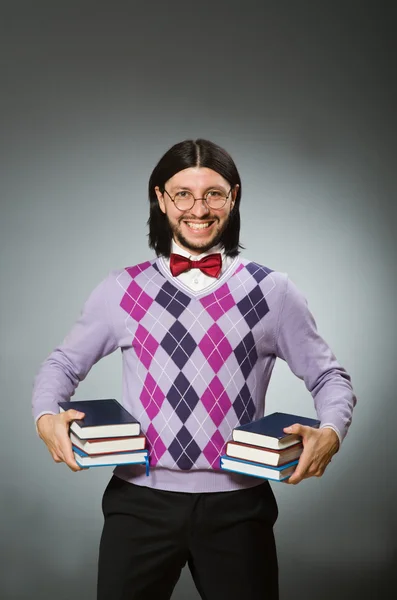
xmin=163 ymin=187 xmax=233 ymax=211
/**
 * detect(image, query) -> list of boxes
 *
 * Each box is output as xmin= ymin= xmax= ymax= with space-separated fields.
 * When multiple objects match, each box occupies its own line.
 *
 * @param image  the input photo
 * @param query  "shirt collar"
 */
xmin=170 ymin=240 xmax=225 ymax=262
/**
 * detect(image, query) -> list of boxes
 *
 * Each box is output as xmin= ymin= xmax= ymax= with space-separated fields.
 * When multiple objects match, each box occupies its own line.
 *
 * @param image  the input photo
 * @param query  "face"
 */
xmin=155 ymin=167 xmax=238 ymax=256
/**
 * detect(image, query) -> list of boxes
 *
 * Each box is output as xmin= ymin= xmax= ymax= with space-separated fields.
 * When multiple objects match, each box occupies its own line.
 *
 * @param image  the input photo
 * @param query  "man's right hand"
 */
xmin=37 ymin=410 xmax=86 ymax=472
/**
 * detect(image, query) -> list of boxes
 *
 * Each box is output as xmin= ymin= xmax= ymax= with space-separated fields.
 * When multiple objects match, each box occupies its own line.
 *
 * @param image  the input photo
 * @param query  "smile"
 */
xmin=184 ymin=221 xmax=214 ymax=230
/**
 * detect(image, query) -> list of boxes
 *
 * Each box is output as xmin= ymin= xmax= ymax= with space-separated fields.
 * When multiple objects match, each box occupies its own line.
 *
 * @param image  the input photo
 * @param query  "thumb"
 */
xmin=64 ymin=409 xmax=85 ymax=422
xmin=283 ymin=423 xmax=306 ymax=436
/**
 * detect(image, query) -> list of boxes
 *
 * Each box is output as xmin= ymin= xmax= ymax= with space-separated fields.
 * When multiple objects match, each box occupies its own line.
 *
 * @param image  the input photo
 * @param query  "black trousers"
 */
xmin=97 ymin=475 xmax=279 ymax=600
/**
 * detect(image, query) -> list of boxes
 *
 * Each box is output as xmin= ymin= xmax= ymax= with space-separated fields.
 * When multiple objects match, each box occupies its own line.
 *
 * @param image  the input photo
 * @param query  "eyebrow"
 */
xmin=171 ymin=185 xmax=228 ymax=192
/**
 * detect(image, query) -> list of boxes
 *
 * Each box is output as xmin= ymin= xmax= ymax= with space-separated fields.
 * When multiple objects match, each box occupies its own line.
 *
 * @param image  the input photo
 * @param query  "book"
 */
xmin=232 ymin=412 xmax=320 ymax=450
xmin=73 ymin=445 xmax=149 ymax=468
xmin=58 ymin=399 xmax=141 ymax=439
xmin=220 ymin=456 xmax=299 ymax=481
xmin=225 ymin=440 xmax=303 ymax=467
xmin=70 ymin=431 xmax=146 ymax=455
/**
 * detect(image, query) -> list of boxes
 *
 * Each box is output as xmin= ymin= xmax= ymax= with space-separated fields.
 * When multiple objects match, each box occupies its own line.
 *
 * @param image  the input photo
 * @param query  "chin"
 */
xmin=180 ymin=236 xmax=218 ymax=254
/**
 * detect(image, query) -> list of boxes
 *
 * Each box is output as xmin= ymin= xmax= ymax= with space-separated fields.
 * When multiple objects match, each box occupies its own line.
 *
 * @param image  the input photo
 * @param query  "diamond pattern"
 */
xmin=200 ymin=283 xmax=236 ymax=321
xmin=160 ymin=320 xmax=197 ymax=369
xmin=168 ymin=426 xmax=201 ymax=470
xmin=167 ymin=372 xmax=200 ymax=423
xmin=198 ymin=323 xmax=233 ymax=373
xmin=126 ymin=261 xmax=152 ymax=279
xmin=120 ymin=280 xmax=154 ymax=322
xmin=233 ymin=331 xmax=258 ymax=379
xmin=201 ymin=376 xmax=232 ymax=427
xmin=139 ymin=372 xmax=166 ymax=419
xmin=133 ymin=324 xmax=159 ymax=369
xmin=202 ymin=430 xmax=226 ymax=468
xmin=236 ymin=285 xmax=269 ymax=328
xmin=155 ymin=281 xmax=191 ymax=318
xmin=233 ymin=383 xmax=256 ymax=424
xmin=246 ymin=261 xmax=272 ymax=283
xmin=146 ymin=423 xmax=167 ymax=466
xmin=117 ymin=259 xmax=277 ymax=471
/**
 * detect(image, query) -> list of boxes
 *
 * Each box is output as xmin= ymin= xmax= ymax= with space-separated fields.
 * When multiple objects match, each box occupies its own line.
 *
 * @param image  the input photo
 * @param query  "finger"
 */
xmin=61 ymin=440 xmax=82 ymax=472
xmin=283 ymin=423 xmax=308 ymax=437
xmin=63 ymin=409 xmax=85 ymax=423
xmin=287 ymin=451 xmax=312 ymax=484
xmin=314 ymin=460 xmax=330 ymax=477
xmin=51 ymin=451 xmax=63 ymax=463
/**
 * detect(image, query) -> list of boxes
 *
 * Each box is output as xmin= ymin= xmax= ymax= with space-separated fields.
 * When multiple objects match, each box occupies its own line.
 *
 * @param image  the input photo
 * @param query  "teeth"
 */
xmin=186 ymin=222 xmax=211 ymax=230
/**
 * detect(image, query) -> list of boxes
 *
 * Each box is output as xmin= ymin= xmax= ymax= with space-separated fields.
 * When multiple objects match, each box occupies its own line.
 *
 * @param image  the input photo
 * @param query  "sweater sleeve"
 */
xmin=32 ymin=274 xmax=119 ymax=423
xmin=275 ymin=275 xmax=356 ymax=442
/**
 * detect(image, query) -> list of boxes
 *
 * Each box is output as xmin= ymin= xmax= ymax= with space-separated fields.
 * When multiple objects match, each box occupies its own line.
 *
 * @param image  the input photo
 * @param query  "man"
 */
xmin=32 ymin=138 xmax=356 ymax=600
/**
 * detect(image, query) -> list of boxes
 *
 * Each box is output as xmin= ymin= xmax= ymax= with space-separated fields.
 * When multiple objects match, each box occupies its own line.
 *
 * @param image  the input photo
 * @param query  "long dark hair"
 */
xmin=147 ymin=138 xmax=243 ymax=257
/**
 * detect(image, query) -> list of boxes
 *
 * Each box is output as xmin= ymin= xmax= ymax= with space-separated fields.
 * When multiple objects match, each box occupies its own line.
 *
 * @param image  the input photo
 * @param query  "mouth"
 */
xmin=183 ymin=220 xmax=216 ymax=232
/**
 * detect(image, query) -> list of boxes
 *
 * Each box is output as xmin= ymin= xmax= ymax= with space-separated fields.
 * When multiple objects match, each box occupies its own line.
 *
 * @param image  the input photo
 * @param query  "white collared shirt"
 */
xmin=164 ymin=241 xmax=234 ymax=292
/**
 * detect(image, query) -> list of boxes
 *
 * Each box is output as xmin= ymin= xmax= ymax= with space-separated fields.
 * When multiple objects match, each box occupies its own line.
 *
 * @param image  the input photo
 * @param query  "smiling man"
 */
xmin=32 ymin=138 xmax=356 ymax=600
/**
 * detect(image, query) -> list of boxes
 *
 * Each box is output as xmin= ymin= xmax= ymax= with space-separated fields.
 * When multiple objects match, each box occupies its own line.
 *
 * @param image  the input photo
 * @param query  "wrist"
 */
xmin=320 ymin=427 xmax=340 ymax=452
xmin=36 ymin=413 xmax=56 ymax=434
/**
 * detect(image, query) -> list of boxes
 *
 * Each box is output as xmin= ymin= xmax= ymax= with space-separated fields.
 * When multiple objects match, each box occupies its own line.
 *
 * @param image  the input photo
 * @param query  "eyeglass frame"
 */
xmin=162 ymin=186 xmax=234 ymax=211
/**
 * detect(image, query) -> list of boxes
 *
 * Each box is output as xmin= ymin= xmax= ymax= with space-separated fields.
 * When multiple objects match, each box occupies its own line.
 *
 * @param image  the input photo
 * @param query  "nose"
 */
xmin=189 ymin=198 xmax=210 ymax=218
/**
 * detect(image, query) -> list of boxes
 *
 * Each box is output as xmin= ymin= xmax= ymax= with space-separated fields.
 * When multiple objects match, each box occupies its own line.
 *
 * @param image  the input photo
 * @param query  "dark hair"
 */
xmin=147 ymin=138 xmax=243 ymax=257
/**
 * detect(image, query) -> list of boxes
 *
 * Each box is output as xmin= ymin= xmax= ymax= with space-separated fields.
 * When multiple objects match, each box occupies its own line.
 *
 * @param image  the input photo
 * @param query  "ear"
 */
xmin=231 ymin=184 xmax=239 ymax=210
xmin=155 ymin=186 xmax=166 ymax=214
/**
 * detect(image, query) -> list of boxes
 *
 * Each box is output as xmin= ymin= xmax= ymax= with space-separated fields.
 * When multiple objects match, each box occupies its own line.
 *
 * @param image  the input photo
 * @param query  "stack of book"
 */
xmin=220 ymin=412 xmax=320 ymax=482
xmin=58 ymin=398 xmax=149 ymax=473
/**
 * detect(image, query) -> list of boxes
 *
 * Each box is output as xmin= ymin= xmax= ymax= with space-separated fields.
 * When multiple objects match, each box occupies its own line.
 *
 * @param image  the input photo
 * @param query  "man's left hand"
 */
xmin=283 ymin=425 xmax=340 ymax=485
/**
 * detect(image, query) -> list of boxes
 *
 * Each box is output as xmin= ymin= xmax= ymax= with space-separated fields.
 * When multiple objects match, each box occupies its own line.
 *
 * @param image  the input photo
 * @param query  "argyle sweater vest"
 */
xmin=32 ymin=255 xmax=355 ymax=492
xmin=117 ymin=257 xmax=274 ymax=472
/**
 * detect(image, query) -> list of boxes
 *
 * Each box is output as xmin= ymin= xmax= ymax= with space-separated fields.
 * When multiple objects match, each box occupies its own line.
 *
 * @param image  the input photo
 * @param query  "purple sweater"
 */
xmin=32 ymin=256 xmax=356 ymax=492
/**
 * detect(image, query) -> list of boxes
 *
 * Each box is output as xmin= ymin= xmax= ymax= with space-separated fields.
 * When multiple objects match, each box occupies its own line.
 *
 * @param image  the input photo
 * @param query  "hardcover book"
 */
xmin=73 ymin=445 xmax=149 ymax=469
xmin=232 ymin=412 xmax=320 ymax=450
xmin=225 ymin=440 xmax=303 ymax=466
xmin=220 ymin=456 xmax=299 ymax=481
xmin=58 ymin=398 xmax=141 ymax=439
xmin=70 ymin=431 xmax=146 ymax=455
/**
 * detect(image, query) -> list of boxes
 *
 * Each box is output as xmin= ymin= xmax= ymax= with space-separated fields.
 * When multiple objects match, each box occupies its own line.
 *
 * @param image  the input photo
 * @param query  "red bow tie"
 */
xmin=170 ymin=253 xmax=222 ymax=278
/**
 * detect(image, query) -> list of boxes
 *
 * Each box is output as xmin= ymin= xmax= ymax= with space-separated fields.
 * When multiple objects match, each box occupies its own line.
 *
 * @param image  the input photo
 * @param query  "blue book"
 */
xmin=232 ymin=412 xmax=320 ymax=449
xmin=58 ymin=399 xmax=141 ymax=439
xmin=73 ymin=445 xmax=150 ymax=475
xmin=220 ymin=455 xmax=299 ymax=481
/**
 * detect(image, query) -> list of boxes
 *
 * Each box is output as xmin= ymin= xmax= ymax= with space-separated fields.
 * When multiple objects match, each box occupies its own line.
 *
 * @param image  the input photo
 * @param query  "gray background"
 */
xmin=1 ymin=1 xmax=396 ymax=598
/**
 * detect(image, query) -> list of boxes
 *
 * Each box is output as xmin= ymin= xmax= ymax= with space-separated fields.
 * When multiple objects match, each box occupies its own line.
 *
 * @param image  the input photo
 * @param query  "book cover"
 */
xmin=232 ymin=412 xmax=320 ymax=449
xmin=58 ymin=399 xmax=141 ymax=439
xmin=72 ymin=445 xmax=149 ymax=469
xmin=225 ymin=440 xmax=303 ymax=467
xmin=220 ymin=455 xmax=299 ymax=481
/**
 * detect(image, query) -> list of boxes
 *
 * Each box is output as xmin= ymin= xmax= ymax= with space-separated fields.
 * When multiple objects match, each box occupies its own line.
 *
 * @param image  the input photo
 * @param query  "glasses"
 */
xmin=163 ymin=187 xmax=233 ymax=211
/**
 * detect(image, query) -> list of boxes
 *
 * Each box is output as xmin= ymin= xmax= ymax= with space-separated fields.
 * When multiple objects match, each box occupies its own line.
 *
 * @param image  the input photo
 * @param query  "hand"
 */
xmin=37 ymin=410 xmax=86 ymax=472
xmin=283 ymin=425 xmax=340 ymax=485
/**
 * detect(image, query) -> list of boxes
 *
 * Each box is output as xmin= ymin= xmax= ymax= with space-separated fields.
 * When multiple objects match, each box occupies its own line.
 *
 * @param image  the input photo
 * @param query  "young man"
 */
xmin=33 ymin=139 xmax=356 ymax=600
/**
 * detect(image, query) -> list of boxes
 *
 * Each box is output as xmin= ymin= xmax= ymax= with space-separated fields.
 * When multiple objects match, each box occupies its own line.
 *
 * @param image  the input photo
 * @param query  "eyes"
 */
xmin=173 ymin=190 xmax=226 ymax=200
xmin=207 ymin=190 xmax=225 ymax=199
xmin=163 ymin=187 xmax=232 ymax=211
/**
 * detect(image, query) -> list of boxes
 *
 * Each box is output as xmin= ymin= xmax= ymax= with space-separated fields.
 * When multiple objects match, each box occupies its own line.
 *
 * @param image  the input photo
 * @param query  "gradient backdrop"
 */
xmin=1 ymin=2 xmax=396 ymax=599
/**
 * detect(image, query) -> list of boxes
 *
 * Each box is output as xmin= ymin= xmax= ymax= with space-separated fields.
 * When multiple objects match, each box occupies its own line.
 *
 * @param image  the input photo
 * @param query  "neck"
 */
xmin=171 ymin=239 xmax=223 ymax=258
